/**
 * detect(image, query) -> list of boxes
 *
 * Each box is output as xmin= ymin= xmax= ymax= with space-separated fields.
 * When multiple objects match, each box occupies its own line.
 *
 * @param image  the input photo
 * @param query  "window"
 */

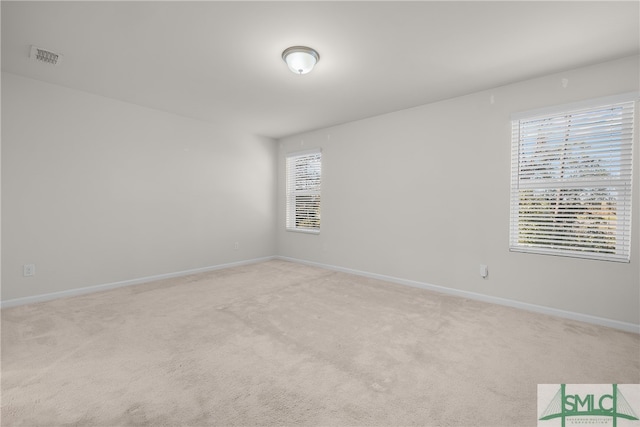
xmin=286 ymin=149 xmax=321 ymax=233
xmin=510 ymin=95 xmax=636 ymax=262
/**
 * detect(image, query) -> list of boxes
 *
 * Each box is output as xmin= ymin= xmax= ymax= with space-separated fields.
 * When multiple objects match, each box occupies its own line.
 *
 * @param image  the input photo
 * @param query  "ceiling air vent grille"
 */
xmin=30 ymin=45 xmax=63 ymax=66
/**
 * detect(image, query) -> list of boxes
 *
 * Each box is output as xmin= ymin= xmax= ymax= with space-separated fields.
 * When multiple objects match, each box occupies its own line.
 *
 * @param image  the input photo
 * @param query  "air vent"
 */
xmin=30 ymin=45 xmax=63 ymax=66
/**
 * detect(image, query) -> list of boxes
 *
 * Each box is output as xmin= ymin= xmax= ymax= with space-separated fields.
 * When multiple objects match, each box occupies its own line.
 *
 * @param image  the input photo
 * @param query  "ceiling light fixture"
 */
xmin=282 ymin=46 xmax=320 ymax=75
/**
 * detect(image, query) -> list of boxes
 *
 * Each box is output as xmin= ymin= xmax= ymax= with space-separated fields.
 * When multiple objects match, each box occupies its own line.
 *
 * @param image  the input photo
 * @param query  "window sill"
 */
xmin=509 ymin=247 xmax=629 ymax=263
xmin=286 ymin=228 xmax=320 ymax=235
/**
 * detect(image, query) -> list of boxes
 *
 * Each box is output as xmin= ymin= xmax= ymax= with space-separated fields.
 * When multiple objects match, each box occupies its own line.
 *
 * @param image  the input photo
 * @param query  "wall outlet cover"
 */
xmin=23 ymin=264 xmax=36 ymax=277
xmin=480 ymin=264 xmax=488 ymax=278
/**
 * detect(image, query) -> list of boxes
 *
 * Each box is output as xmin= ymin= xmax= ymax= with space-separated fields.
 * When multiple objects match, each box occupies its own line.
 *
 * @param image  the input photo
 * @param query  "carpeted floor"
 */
xmin=1 ymin=259 xmax=638 ymax=426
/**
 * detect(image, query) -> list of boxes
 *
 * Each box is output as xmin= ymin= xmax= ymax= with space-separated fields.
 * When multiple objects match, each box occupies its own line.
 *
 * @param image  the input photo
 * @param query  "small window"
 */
xmin=286 ymin=149 xmax=321 ymax=233
xmin=510 ymin=95 xmax=636 ymax=262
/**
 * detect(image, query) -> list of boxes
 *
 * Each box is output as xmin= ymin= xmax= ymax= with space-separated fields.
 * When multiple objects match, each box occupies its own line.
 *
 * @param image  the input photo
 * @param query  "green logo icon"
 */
xmin=539 ymin=384 xmax=639 ymax=427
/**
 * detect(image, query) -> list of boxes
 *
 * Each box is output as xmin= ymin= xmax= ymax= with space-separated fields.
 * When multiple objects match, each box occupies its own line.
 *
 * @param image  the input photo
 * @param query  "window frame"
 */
xmin=285 ymin=148 xmax=322 ymax=234
xmin=509 ymin=93 xmax=637 ymax=262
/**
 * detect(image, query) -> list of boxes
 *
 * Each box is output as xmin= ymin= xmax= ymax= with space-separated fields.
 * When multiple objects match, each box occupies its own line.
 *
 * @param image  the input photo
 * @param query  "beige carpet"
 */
xmin=1 ymin=259 xmax=638 ymax=426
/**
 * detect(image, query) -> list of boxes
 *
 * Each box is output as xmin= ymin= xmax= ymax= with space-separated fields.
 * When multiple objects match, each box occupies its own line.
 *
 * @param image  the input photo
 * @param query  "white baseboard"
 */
xmin=4 ymin=254 xmax=637 ymax=334
xmin=277 ymin=256 xmax=640 ymax=334
xmin=0 ymin=256 xmax=276 ymax=309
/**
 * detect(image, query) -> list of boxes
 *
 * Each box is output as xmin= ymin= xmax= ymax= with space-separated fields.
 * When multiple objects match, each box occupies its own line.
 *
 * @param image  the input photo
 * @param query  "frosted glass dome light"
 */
xmin=282 ymin=46 xmax=320 ymax=75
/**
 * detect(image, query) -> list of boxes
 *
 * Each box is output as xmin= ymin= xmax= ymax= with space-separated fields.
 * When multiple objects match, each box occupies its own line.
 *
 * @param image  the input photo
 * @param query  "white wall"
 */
xmin=4 ymin=57 xmax=639 ymax=327
xmin=277 ymin=56 xmax=640 ymax=326
xmin=2 ymin=72 xmax=277 ymax=301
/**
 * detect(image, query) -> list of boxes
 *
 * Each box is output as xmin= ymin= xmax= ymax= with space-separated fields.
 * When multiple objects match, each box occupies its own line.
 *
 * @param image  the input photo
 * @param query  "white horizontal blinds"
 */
xmin=286 ymin=150 xmax=321 ymax=232
xmin=510 ymin=100 xmax=635 ymax=262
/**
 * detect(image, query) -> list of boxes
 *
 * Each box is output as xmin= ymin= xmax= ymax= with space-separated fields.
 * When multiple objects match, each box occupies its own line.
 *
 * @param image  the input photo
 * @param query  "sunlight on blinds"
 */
xmin=510 ymin=98 xmax=635 ymax=262
xmin=286 ymin=149 xmax=321 ymax=233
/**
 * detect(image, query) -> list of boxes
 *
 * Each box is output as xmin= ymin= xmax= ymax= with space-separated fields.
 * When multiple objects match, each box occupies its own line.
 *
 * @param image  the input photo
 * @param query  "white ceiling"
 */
xmin=2 ymin=1 xmax=639 ymax=139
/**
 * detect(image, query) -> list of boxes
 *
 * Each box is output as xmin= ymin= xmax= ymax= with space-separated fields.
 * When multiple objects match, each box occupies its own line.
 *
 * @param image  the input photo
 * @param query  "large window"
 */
xmin=286 ymin=149 xmax=321 ymax=233
xmin=510 ymin=95 xmax=636 ymax=262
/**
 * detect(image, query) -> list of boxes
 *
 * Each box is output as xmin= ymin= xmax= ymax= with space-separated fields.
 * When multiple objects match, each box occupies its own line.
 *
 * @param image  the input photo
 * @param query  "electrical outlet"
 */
xmin=480 ymin=264 xmax=488 ymax=279
xmin=234 ymin=242 xmax=239 ymax=250
xmin=23 ymin=264 xmax=36 ymax=277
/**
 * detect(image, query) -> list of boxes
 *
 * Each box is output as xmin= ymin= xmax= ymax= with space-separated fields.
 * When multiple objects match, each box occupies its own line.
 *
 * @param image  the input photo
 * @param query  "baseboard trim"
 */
xmin=1 ymin=256 xmax=276 ymax=309
xmin=4 ymin=255 xmax=637 ymax=334
xmin=277 ymin=256 xmax=640 ymax=334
